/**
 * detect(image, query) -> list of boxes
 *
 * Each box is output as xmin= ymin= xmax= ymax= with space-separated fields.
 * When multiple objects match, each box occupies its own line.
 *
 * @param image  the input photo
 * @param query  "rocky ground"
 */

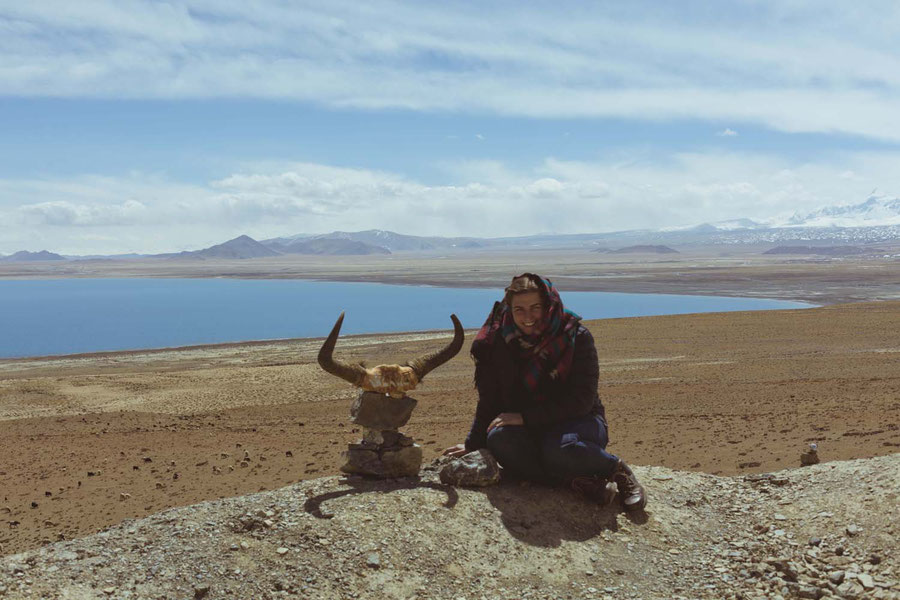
xmin=0 ymin=454 xmax=897 ymax=600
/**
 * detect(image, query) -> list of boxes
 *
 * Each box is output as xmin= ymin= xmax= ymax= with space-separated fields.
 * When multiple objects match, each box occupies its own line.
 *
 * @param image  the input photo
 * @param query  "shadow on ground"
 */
xmin=302 ymin=476 xmax=459 ymax=519
xmin=302 ymin=473 xmax=648 ymax=549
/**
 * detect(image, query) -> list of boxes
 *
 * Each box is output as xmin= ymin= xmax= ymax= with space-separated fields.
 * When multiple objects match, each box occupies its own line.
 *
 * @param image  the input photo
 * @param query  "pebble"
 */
xmin=366 ymin=554 xmax=381 ymax=569
xmin=276 ymin=547 xmax=289 ymax=555
xmin=857 ymin=573 xmax=874 ymax=589
xmin=846 ymin=524 xmax=860 ymax=536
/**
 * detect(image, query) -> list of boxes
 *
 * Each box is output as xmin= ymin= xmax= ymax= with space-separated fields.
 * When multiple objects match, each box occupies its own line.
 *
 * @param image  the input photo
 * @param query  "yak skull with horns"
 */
xmin=317 ymin=312 xmax=464 ymax=398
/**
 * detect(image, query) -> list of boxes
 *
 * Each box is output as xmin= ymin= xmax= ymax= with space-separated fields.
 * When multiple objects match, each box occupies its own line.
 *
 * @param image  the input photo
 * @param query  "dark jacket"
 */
xmin=465 ymin=324 xmax=606 ymax=450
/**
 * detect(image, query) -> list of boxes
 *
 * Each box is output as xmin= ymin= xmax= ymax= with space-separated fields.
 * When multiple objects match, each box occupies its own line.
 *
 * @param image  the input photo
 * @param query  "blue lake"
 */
xmin=0 ymin=279 xmax=812 ymax=359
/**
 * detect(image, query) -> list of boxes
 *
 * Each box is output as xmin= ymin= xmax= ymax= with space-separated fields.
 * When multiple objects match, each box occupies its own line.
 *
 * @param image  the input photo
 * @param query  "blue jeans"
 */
xmin=486 ymin=414 xmax=619 ymax=485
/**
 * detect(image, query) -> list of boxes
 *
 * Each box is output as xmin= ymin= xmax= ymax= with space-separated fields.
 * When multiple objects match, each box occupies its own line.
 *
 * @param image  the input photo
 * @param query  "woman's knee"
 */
xmin=486 ymin=426 xmax=529 ymax=459
xmin=541 ymin=440 xmax=584 ymax=474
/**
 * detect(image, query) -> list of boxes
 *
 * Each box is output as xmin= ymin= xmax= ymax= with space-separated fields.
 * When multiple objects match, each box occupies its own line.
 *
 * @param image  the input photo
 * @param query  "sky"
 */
xmin=2 ymin=1 xmax=900 ymax=254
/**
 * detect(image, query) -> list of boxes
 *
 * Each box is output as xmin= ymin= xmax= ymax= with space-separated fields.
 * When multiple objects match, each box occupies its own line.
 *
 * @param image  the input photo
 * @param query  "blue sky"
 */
xmin=2 ymin=1 xmax=900 ymax=254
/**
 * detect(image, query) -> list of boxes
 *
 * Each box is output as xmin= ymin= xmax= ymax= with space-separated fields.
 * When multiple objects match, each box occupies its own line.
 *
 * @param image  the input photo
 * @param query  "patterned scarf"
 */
xmin=471 ymin=274 xmax=582 ymax=401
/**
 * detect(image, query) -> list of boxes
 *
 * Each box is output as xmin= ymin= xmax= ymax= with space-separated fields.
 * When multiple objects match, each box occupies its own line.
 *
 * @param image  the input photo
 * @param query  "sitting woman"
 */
xmin=444 ymin=273 xmax=646 ymax=511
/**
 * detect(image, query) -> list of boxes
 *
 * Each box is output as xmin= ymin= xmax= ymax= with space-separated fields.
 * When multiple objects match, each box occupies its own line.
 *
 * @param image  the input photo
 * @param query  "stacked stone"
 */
xmin=341 ymin=391 xmax=423 ymax=478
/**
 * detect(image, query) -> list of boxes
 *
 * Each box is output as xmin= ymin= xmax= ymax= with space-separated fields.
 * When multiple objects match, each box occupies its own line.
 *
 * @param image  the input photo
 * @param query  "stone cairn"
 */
xmin=316 ymin=311 xmax=464 ymax=479
xmin=800 ymin=442 xmax=820 ymax=466
xmin=342 ymin=392 xmax=423 ymax=478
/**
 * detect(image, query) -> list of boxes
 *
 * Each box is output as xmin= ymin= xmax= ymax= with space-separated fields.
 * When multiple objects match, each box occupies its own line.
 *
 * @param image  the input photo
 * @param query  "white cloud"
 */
xmin=17 ymin=199 xmax=148 ymax=226
xmin=3 ymin=2 xmax=900 ymax=139
xmin=3 ymin=149 xmax=900 ymax=254
xmin=717 ymin=128 xmax=739 ymax=137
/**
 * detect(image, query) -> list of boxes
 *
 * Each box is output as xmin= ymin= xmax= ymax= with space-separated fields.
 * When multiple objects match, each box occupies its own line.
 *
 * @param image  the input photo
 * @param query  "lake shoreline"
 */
xmin=0 ymin=278 xmax=812 ymax=361
xmin=0 ymin=278 xmax=820 ymax=365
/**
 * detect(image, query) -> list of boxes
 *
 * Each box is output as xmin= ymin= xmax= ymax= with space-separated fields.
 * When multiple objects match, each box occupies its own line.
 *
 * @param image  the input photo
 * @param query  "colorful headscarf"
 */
xmin=471 ymin=274 xmax=582 ymax=401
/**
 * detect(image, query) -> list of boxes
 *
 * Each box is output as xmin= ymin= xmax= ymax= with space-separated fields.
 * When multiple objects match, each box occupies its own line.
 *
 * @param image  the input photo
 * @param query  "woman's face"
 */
xmin=510 ymin=291 xmax=545 ymax=335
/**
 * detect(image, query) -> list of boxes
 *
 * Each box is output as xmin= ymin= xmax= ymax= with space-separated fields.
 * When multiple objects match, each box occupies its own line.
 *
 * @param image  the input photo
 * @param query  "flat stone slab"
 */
xmin=350 ymin=392 xmax=417 ymax=430
xmin=341 ymin=444 xmax=423 ymax=478
xmin=439 ymin=449 xmax=501 ymax=487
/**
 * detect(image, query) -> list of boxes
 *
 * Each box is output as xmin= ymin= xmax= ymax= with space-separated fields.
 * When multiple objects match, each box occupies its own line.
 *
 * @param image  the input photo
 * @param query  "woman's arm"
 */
xmin=464 ymin=351 xmax=504 ymax=450
xmin=520 ymin=326 xmax=600 ymax=427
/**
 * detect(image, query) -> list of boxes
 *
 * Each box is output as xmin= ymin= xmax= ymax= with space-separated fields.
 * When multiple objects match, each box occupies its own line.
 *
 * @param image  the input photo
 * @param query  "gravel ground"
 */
xmin=1 ymin=454 xmax=897 ymax=600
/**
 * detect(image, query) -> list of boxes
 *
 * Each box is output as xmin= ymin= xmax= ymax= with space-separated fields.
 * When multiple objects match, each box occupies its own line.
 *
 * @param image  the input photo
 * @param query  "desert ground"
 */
xmin=1 ymin=300 xmax=898 ymax=559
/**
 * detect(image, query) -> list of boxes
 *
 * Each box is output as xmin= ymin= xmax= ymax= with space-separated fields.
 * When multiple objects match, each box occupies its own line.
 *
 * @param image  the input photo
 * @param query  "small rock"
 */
xmin=857 ymin=573 xmax=874 ymax=589
xmin=796 ymin=586 xmax=822 ymax=599
xmin=103 ymin=587 xmax=116 ymax=595
xmin=808 ymin=537 xmax=822 ymax=546
xmin=834 ymin=545 xmax=845 ymax=556
xmin=774 ymin=513 xmax=787 ymax=521
xmin=846 ymin=524 xmax=860 ymax=536
xmin=366 ymin=553 xmax=381 ymax=569
xmin=276 ymin=547 xmax=289 ymax=555
xmin=439 ymin=449 xmax=501 ymax=487
xmin=828 ymin=570 xmax=845 ymax=584
xmin=869 ymin=554 xmax=881 ymax=565
xmin=194 ymin=584 xmax=210 ymax=599
xmin=801 ymin=443 xmax=820 ymax=466
xmin=240 ymin=541 xmax=249 ymax=550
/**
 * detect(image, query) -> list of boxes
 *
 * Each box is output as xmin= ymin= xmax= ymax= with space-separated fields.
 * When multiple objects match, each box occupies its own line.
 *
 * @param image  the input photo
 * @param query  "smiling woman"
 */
xmin=444 ymin=273 xmax=647 ymax=511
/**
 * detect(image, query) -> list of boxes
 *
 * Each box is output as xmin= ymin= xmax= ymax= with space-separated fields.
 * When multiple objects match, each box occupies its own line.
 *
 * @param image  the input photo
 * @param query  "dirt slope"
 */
xmin=1 ymin=455 xmax=897 ymax=599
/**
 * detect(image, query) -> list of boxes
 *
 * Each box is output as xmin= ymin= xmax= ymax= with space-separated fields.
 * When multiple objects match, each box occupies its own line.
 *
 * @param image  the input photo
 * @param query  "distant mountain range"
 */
xmin=167 ymin=235 xmax=281 ymax=260
xmin=262 ymin=230 xmax=481 ymax=252
xmin=674 ymin=194 xmax=900 ymax=232
xmin=0 ymin=250 xmax=66 ymax=262
xmin=2 ymin=196 xmax=898 ymax=260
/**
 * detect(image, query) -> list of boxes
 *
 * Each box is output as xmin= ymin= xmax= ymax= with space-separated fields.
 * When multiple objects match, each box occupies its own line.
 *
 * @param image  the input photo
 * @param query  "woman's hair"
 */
xmin=503 ymin=273 xmax=549 ymax=307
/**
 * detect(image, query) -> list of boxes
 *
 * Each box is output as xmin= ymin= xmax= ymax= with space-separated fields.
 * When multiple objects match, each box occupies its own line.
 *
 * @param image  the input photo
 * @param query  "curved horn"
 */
xmin=408 ymin=314 xmax=465 ymax=381
xmin=317 ymin=312 xmax=367 ymax=386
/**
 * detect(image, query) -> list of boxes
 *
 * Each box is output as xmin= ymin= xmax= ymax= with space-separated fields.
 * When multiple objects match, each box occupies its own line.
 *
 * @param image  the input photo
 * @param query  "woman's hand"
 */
xmin=487 ymin=412 xmax=524 ymax=432
xmin=442 ymin=443 xmax=468 ymax=458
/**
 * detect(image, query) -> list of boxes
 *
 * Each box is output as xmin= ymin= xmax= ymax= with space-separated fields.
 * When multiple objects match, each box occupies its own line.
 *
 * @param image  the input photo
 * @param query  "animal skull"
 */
xmin=317 ymin=312 xmax=464 ymax=398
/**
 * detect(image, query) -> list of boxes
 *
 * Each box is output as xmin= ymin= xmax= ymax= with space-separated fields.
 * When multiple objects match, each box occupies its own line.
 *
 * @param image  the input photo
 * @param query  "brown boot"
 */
xmin=570 ymin=475 xmax=617 ymax=506
xmin=612 ymin=459 xmax=647 ymax=511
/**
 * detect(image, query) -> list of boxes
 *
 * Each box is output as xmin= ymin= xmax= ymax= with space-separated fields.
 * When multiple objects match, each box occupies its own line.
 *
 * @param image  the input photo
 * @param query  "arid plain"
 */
xmin=1 ymin=248 xmax=898 ymax=556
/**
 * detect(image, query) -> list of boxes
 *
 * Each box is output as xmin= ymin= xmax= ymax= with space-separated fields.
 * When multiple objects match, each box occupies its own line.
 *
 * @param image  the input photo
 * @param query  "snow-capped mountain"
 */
xmin=777 ymin=195 xmax=900 ymax=228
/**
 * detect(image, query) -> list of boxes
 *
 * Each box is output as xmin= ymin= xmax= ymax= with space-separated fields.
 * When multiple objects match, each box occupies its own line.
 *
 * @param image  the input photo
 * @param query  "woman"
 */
xmin=444 ymin=273 xmax=646 ymax=511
